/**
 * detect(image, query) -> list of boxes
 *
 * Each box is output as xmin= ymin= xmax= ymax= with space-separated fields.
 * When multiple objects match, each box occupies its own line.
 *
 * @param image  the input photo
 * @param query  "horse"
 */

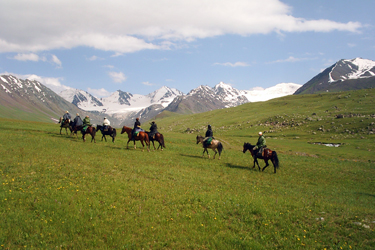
xmin=147 ymin=132 xmax=166 ymax=150
xmin=82 ymin=126 xmax=96 ymax=143
xmin=96 ymin=125 xmax=117 ymax=143
xmin=121 ymin=126 xmax=150 ymax=151
xmin=71 ymin=125 xmax=82 ymax=138
xmin=196 ymin=135 xmax=223 ymax=159
xmin=59 ymin=117 xmax=72 ymax=135
xmin=243 ymin=142 xmax=279 ymax=173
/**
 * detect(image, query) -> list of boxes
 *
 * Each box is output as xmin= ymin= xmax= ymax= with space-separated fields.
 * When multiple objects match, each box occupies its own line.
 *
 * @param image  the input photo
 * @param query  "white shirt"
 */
xmin=103 ymin=118 xmax=110 ymax=126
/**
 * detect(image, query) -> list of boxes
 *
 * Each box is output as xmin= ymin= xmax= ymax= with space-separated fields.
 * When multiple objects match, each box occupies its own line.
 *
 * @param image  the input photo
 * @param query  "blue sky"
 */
xmin=0 ymin=0 xmax=374 ymax=96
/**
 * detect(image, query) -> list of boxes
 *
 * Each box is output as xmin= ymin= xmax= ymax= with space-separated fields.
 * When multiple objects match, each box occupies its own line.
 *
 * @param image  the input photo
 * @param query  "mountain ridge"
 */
xmin=294 ymin=57 xmax=375 ymax=95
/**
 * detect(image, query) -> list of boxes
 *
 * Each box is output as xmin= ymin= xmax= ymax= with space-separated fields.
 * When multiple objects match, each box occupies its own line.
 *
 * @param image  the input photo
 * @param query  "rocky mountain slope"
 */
xmin=294 ymin=58 xmax=375 ymax=95
xmin=0 ymin=75 xmax=119 ymax=125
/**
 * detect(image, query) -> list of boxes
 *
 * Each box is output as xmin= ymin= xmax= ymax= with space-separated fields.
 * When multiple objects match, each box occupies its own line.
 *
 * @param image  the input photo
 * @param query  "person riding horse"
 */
xmin=102 ymin=117 xmax=111 ymax=132
xmin=204 ymin=125 xmax=214 ymax=145
xmin=72 ymin=113 xmax=83 ymax=127
xmin=61 ymin=111 xmax=71 ymax=126
xmin=131 ymin=118 xmax=143 ymax=141
xmin=149 ymin=121 xmax=158 ymax=139
xmin=82 ymin=115 xmax=92 ymax=132
xmin=253 ymin=131 xmax=266 ymax=158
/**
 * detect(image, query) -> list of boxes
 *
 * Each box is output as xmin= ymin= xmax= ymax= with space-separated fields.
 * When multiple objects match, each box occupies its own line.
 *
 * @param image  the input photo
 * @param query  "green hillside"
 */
xmin=1 ymin=89 xmax=374 ymax=249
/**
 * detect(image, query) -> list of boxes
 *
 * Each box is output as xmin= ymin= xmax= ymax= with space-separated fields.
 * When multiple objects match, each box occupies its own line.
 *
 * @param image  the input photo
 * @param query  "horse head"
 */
xmin=121 ymin=126 xmax=131 ymax=135
xmin=243 ymin=142 xmax=254 ymax=154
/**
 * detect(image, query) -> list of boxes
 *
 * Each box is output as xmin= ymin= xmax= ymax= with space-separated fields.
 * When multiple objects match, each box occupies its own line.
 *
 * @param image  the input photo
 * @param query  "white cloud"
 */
xmin=0 ymin=0 xmax=362 ymax=54
xmin=269 ymin=56 xmax=317 ymax=64
xmin=87 ymin=87 xmax=111 ymax=97
xmin=108 ymin=71 xmax=127 ymax=83
xmin=141 ymin=81 xmax=154 ymax=86
xmin=51 ymin=54 xmax=62 ymax=68
xmin=213 ymin=62 xmax=250 ymax=67
xmin=13 ymin=53 xmax=43 ymax=62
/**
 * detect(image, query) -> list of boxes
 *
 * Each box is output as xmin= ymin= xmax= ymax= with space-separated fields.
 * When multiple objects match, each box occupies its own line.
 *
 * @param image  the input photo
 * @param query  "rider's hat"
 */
xmin=76 ymin=113 xmax=79 ymax=116
xmin=66 ymin=111 xmax=69 ymax=113
xmin=258 ymin=131 xmax=263 ymax=135
xmin=104 ymin=117 xmax=107 ymax=119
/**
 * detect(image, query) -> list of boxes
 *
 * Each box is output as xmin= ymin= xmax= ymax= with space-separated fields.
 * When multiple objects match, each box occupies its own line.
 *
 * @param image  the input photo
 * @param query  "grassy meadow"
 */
xmin=1 ymin=89 xmax=375 ymax=249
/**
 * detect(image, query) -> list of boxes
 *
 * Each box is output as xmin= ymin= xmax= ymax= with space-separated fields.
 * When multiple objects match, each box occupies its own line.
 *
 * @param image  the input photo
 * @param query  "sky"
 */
xmin=0 ymin=0 xmax=374 ymax=97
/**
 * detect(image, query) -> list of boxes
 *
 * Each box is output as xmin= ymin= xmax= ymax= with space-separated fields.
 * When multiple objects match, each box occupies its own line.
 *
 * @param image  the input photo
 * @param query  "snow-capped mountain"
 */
xmin=59 ymin=88 xmax=104 ymax=109
xmin=0 ymin=74 xmax=106 ymax=123
xmin=59 ymin=86 xmax=184 ymax=123
xmin=166 ymin=82 xmax=301 ymax=114
xmin=295 ymin=57 xmax=375 ymax=94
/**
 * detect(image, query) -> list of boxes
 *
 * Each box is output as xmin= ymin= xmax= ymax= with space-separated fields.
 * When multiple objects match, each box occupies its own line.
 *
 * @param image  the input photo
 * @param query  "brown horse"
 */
xmin=243 ymin=142 xmax=279 ymax=173
xmin=82 ymin=126 xmax=96 ymax=143
xmin=196 ymin=135 xmax=223 ymax=159
xmin=59 ymin=117 xmax=72 ymax=135
xmin=121 ymin=126 xmax=150 ymax=151
xmin=147 ymin=132 xmax=166 ymax=150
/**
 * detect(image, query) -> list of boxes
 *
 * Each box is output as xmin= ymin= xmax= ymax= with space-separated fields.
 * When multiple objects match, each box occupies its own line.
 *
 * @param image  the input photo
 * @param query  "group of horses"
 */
xmin=59 ymin=118 xmax=165 ymax=151
xmin=60 ymin=117 xmax=279 ymax=173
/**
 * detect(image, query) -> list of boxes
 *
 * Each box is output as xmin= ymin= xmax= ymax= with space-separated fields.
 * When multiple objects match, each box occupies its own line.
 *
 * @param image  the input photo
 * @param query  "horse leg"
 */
xmin=262 ymin=159 xmax=269 ymax=172
xmin=126 ymin=139 xmax=130 ymax=149
xmin=203 ymin=148 xmax=209 ymax=158
xmin=254 ymin=158 xmax=261 ymax=171
xmin=212 ymin=149 xmax=217 ymax=159
xmin=60 ymin=127 xmax=63 ymax=135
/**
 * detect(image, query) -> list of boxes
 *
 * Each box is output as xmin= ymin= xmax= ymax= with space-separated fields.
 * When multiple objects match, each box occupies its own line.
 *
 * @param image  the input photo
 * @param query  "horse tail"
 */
xmin=113 ymin=128 xmax=117 ymax=137
xmin=272 ymin=151 xmax=279 ymax=169
xmin=160 ymin=133 xmax=166 ymax=148
xmin=217 ymin=142 xmax=223 ymax=154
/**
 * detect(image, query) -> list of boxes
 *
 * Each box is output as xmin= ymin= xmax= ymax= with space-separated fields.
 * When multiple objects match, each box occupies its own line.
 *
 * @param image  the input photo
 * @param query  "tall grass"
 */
xmin=1 ymin=88 xmax=375 ymax=249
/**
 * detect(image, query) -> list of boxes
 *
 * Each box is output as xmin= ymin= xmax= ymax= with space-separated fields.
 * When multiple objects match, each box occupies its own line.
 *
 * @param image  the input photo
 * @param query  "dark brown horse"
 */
xmin=196 ymin=135 xmax=223 ymax=159
xmin=147 ymin=132 xmax=166 ymax=150
xmin=121 ymin=126 xmax=150 ymax=151
xmin=243 ymin=142 xmax=279 ymax=173
xmin=82 ymin=126 xmax=96 ymax=143
xmin=59 ymin=117 xmax=72 ymax=135
xmin=96 ymin=125 xmax=116 ymax=143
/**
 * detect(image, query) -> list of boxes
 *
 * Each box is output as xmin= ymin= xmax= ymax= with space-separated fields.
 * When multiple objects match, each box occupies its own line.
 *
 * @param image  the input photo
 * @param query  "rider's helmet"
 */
xmin=76 ymin=113 xmax=79 ymax=116
xmin=66 ymin=111 xmax=69 ymax=113
xmin=208 ymin=124 xmax=211 ymax=129
xmin=258 ymin=131 xmax=263 ymax=136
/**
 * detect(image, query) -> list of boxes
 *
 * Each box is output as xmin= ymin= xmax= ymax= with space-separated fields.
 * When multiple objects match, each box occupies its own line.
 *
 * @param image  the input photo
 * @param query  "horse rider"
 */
xmin=72 ymin=113 xmax=83 ymax=128
xmin=82 ymin=115 xmax=92 ymax=132
xmin=149 ymin=121 xmax=158 ymax=139
xmin=61 ymin=111 xmax=71 ymax=126
xmin=204 ymin=124 xmax=214 ymax=145
xmin=253 ymin=131 xmax=266 ymax=157
xmin=103 ymin=117 xmax=111 ymax=132
xmin=131 ymin=118 xmax=141 ymax=140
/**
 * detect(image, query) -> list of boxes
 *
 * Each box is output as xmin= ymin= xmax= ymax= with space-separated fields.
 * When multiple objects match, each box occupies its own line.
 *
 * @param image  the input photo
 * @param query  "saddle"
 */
xmin=256 ymin=146 xmax=267 ymax=158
